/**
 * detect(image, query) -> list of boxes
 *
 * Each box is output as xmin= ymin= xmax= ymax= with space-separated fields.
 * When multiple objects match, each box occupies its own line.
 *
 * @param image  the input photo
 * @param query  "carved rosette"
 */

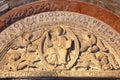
xmin=0 ymin=11 xmax=120 ymax=78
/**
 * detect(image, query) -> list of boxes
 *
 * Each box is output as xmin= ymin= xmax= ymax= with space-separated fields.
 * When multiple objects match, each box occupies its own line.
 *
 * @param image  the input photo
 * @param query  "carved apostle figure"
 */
xmin=45 ymin=26 xmax=72 ymax=67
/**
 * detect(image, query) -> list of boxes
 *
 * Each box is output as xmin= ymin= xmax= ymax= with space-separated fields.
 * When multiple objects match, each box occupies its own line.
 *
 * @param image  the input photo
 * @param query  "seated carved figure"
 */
xmin=45 ymin=26 xmax=72 ymax=67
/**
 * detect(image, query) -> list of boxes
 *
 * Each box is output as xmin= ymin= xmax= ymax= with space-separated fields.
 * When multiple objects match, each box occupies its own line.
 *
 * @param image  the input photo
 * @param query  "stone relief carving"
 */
xmin=38 ymin=25 xmax=79 ymax=70
xmin=0 ymin=11 xmax=120 ymax=78
xmin=0 ymin=24 xmax=119 ymax=72
xmin=75 ymin=31 xmax=120 ymax=71
xmin=0 ymin=28 xmax=45 ymax=71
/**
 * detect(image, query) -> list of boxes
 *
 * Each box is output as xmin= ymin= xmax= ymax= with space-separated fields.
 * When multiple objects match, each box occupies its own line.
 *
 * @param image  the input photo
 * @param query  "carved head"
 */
xmin=51 ymin=26 xmax=63 ymax=36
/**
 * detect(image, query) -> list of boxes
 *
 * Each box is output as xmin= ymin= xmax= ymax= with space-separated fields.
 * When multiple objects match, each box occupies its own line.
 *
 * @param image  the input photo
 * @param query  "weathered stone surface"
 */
xmin=0 ymin=0 xmax=120 ymax=17
xmin=0 ymin=0 xmax=120 ymax=78
xmin=0 ymin=0 xmax=120 ymax=33
xmin=0 ymin=11 xmax=120 ymax=78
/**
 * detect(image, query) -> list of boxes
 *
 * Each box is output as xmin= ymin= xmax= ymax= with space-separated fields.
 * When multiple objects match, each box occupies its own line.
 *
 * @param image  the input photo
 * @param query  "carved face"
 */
xmin=0 ymin=11 xmax=120 ymax=78
xmin=51 ymin=26 xmax=63 ymax=36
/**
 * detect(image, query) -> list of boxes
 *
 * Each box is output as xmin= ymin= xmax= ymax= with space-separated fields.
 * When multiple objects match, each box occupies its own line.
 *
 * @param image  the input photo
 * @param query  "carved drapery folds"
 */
xmin=0 ymin=24 xmax=119 ymax=72
xmin=75 ymin=32 xmax=119 ymax=71
xmin=0 ymin=11 xmax=120 ymax=77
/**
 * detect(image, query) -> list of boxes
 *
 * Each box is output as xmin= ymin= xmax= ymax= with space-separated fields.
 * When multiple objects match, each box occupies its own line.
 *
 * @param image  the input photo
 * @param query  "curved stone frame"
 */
xmin=0 ymin=0 xmax=120 ymax=78
xmin=0 ymin=0 xmax=120 ymax=33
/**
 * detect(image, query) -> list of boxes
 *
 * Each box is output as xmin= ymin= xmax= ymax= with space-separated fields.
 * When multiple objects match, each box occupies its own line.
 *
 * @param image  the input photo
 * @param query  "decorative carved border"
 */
xmin=0 ymin=0 xmax=120 ymax=78
xmin=0 ymin=0 xmax=120 ymax=33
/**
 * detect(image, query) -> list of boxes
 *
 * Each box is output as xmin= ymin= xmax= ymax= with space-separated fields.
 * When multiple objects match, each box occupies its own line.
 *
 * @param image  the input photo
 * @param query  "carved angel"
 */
xmin=11 ymin=32 xmax=32 ymax=50
xmin=75 ymin=32 xmax=119 ymax=71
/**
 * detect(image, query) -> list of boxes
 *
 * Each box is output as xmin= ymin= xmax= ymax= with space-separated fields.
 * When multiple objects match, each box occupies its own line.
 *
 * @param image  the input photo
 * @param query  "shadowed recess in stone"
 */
xmin=0 ymin=11 xmax=120 ymax=78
